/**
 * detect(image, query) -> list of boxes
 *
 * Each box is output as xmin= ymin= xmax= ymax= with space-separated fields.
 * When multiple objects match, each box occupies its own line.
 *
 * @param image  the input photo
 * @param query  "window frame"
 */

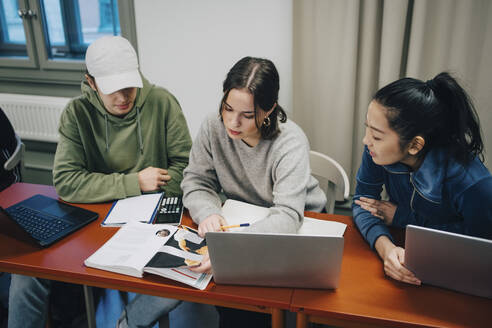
xmin=0 ymin=0 xmax=137 ymax=96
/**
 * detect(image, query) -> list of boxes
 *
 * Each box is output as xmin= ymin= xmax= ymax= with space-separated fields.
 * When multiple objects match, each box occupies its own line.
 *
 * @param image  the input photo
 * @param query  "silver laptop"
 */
xmin=206 ymin=232 xmax=344 ymax=289
xmin=405 ymin=225 xmax=492 ymax=299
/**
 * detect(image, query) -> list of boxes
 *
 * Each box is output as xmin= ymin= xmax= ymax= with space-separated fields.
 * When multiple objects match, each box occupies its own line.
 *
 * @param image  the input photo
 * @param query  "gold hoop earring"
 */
xmin=262 ymin=116 xmax=271 ymax=127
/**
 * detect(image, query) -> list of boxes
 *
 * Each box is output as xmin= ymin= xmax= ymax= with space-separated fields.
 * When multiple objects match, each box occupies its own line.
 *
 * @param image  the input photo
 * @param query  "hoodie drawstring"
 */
xmin=104 ymin=114 xmax=109 ymax=152
xmin=136 ymin=107 xmax=143 ymax=154
xmin=103 ymin=109 xmax=143 ymax=154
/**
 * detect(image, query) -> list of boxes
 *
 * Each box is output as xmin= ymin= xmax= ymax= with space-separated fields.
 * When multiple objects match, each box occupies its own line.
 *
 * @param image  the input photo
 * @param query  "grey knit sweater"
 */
xmin=181 ymin=113 xmax=326 ymax=233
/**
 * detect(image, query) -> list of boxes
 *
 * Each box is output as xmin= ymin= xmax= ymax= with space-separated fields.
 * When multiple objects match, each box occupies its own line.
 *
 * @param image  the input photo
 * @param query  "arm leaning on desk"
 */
xmin=293 ymin=211 xmax=491 ymax=328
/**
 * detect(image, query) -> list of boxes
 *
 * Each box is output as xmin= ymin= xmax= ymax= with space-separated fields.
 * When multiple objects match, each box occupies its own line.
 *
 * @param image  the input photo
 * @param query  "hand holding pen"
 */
xmin=197 ymin=214 xmax=227 ymax=237
xmin=220 ymin=223 xmax=250 ymax=231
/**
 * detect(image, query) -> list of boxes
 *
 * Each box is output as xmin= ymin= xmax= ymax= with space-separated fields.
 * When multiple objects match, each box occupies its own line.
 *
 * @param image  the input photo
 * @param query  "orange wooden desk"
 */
xmin=0 ymin=183 xmax=292 ymax=328
xmin=293 ymin=212 xmax=491 ymax=328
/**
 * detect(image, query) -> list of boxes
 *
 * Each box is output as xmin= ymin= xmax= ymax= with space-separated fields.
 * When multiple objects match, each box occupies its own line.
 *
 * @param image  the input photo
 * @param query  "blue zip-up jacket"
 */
xmin=353 ymin=146 xmax=492 ymax=248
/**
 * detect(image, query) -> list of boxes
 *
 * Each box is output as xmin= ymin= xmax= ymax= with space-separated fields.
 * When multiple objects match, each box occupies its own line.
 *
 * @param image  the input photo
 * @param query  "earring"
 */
xmin=262 ymin=116 xmax=271 ymax=127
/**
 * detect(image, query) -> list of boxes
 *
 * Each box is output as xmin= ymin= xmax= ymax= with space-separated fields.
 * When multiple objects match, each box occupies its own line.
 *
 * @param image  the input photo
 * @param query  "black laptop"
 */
xmin=0 ymin=194 xmax=98 ymax=247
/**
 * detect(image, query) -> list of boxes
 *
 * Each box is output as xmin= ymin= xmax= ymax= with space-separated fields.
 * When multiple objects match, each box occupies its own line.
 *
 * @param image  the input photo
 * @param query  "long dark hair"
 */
xmin=373 ymin=72 xmax=484 ymax=163
xmin=219 ymin=56 xmax=287 ymax=139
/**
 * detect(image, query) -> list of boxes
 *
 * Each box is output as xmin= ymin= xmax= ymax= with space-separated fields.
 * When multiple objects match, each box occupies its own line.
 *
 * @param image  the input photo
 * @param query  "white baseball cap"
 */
xmin=85 ymin=35 xmax=143 ymax=95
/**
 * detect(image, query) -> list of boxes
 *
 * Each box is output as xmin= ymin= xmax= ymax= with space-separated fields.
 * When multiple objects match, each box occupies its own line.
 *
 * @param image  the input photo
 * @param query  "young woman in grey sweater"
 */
xmin=182 ymin=56 xmax=326 ymax=266
xmin=181 ymin=56 xmax=326 ymax=327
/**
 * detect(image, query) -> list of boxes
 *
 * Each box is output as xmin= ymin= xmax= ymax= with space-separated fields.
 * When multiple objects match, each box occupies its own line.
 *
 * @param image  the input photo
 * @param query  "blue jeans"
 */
xmin=9 ymin=275 xmax=179 ymax=328
xmin=8 ymin=274 xmax=86 ymax=328
xmin=9 ymin=274 xmax=219 ymax=328
xmin=8 ymin=274 xmax=50 ymax=328
xmin=118 ymin=294 xmax=181 ymax=328
xmin=119 ymin=296 xmax=219 ymax=328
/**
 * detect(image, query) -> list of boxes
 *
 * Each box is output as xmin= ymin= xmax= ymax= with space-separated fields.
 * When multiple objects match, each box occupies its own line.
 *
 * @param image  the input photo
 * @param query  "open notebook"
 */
xmin=220 ymin=199 xmax=347 ymax=236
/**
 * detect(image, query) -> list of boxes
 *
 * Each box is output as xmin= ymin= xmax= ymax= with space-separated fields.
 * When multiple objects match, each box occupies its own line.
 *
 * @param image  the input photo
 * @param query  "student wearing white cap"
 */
xmin=8 ymin=36 xmax=194 ymax=328
xmin=54 ymin=35 xmax=192 ymax=202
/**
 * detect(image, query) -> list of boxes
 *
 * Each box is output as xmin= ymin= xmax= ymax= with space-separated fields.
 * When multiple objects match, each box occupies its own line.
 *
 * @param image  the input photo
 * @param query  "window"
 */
xmin=0 ymin=0 xmax=27 ymax=57
xmin=0 ymin=0 xmax=136 ymax=95
xmin=41 ymin=0 xmax=121 ymax=59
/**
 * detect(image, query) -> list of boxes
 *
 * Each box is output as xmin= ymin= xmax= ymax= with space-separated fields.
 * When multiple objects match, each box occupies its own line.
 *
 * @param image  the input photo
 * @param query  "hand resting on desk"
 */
xmin=375 ymin=235 xmax=421 ymax=285
xmin=356 ymin=197 xmax=420 ymax=285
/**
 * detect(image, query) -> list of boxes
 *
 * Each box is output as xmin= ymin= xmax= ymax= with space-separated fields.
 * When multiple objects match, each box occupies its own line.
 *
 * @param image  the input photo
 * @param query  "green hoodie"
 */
xmin=53 ymin=76 xmax=192 ymax=203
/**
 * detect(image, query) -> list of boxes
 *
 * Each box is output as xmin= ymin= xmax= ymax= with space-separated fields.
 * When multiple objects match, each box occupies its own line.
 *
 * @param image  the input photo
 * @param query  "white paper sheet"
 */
xmin=298 ymin=217 xmax=347 ymax=236
xmin=103 ymin=193 xmax=163 ymax=226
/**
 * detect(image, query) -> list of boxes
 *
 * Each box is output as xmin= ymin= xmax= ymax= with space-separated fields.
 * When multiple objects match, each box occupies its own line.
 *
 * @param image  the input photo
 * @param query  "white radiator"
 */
xmin=0 ymin=93 xmax=70 ymax=143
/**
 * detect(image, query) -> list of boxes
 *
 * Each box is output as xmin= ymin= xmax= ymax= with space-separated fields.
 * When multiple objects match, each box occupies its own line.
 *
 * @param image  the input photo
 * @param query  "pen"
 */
xmin=221 ymin=223 xmax=250 ymax=230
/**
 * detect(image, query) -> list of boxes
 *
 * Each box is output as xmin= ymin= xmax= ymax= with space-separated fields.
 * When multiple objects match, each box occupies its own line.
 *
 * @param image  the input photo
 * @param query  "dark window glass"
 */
xmin=41 ymin=0 xmax=120 ymax=59
xmin=0 ymin=0 xmax=28 ymax=57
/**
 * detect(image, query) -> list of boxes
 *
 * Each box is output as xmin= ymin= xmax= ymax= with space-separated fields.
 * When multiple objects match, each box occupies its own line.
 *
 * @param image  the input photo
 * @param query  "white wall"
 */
xmin=134 ymin=0 xmax=293 ymax=138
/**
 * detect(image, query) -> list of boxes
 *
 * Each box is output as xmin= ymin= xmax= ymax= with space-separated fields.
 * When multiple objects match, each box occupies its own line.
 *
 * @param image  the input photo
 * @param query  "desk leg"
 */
xmin=296 ymin=312 xmax=308 ymax=328
xmin=83 ymin=285 xmax=96 ymax=328
xmin=271 ymin=308 xmax=284 ymax=328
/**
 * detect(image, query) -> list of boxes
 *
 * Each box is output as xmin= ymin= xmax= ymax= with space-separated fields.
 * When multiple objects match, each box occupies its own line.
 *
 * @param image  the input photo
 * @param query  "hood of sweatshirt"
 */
xmin=80 ymin=73 xmax=154 ymax=153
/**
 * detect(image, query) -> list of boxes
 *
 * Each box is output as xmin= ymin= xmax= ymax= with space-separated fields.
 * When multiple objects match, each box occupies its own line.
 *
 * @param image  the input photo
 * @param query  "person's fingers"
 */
xmin=355 ymin=199 xmax=373 ymax=208
xmin=157 ymin=168 xmax=169 ymax=175
xmin=380 ymin=201 xmax=392 ymax=209
xmin=201 ymin=220 xmax=216 ymax=236
xmin=220 ymin=218 xmax=229 ymax=231
xmin=189 ymin=257 xmax=211 ymax=273
xmin=384 ymin=249 xmax=421 ymax=285
xmin=202 ymin=222 xmax=212 ymax=234
xmin=385 ymin=266 xmax=405 ymax=281
xmin=385 ymin=266 xmax=421 ymax=285
xmin=355 ymin=201 xmax=370 ymax=210
xmin=211 ymin=218 xmax=222 ymax=232
xmin=198 ymin=224 xmax=206 ymax=237
xmin=199 ymin=216 xmax=226 ymax=237
xmin=401 ymin=275 xmax=421 ymax=285
xmin=384 ymin=255 xmax=403 ymax=275
xmin=358 ymin=202 xmax=381 ymax=217
xmin=198 ymin=226 xmax=208 ymax=238
xmin=359 ymin=197 xmax=378 ymax=205
xmin=396 ymin=264 xmax=415 ymax=277
xmin=384 ymin=260 xmax=410 ymax=281
xmin=395 ymin=250 xmax=420 ymax=280
xmin=161 ymin=174 xmax=171 ymax=182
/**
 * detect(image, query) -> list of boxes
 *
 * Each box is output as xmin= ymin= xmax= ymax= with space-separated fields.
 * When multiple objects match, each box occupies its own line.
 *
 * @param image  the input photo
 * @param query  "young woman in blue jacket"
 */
xmin=352 ymin=72 xmax=492 ymax=285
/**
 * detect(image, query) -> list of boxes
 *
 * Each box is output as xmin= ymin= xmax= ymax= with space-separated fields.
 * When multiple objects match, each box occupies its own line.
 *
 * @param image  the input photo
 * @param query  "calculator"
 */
xmin=154 ymin=195 xmax=183 ymax=225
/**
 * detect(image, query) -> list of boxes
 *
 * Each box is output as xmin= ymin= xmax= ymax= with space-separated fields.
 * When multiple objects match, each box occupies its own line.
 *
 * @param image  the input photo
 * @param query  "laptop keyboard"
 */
xmin=7 ymin=206 xmax=73 ymax=241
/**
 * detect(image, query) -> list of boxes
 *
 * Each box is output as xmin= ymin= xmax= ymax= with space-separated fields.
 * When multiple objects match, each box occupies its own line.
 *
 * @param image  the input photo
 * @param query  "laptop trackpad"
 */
xmin=24 ymin=195 xmax=82 ymax=222
xmin=43 ymin=202 xmax=78 ymax=218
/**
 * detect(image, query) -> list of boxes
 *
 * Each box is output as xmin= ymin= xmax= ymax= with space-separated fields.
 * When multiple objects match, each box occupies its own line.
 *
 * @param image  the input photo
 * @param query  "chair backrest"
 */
xmin=4 ymin=134 xmax=24 ymax=171
xmin=309 ymin=150 xmax=349 ymax=214
xmin=1 ymin=106 xmax=24 ymax=190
